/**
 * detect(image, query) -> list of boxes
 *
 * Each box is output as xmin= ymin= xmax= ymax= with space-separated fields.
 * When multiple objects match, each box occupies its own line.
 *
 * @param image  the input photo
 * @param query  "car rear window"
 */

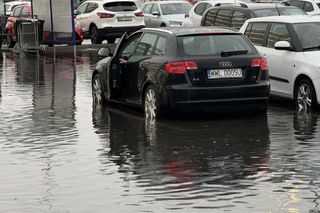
xmin=160 ymin=3 xmax=192 ymax=15
xmin=178 ymin=34 xmax=255 ymax=56
xmin=252 ymin=8 xmax=279 ymax=17
xmin=278 ymin=7 xmax=306 ymax=15
xmin=103 ymin=1 xmax=138 ymax=12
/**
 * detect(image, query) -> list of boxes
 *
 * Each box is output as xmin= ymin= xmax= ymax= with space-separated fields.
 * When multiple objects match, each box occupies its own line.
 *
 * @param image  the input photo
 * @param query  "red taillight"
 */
xmin=165 ymin=61 xmax=198 ymax=74
xmin=251 ymin=58 xmax=268 ymax=70
xmin=134 ymin=11 xmax=144 ymax=17
xmin=97 ymin=12 xmax=115 ymax=18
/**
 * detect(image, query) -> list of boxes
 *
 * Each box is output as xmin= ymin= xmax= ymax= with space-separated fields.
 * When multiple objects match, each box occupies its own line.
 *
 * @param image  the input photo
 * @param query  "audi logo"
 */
xmin=219 ymin=61 xmax=233 ymax=67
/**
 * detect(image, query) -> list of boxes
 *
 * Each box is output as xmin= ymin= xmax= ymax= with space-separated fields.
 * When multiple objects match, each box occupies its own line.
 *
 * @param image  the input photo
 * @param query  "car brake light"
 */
xmin=134 ymin=11 xmax=144 ymax=17
xmin=165 ymin=61 xmax=198 ymax=74
xmin=251 ymin=58 xmax=268 ymax=70
xmin=97 ymin=12 xmax=115 ymax=18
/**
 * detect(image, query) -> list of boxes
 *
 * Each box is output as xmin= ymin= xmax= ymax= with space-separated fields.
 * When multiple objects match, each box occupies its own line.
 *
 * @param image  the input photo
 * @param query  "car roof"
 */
xmin=215 ymin=2 xmax=298 ymax=9
xmin=245 ymin=15 xmax=320 ymax=23
xmin=142 ymin=27 xmax=240 ymax=36
xmin=144 ymin=0 xmax=191 ymax=4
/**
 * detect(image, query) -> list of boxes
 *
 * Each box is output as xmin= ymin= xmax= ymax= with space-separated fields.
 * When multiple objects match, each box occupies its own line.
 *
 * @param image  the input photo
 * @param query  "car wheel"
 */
xmin=294 ymin=79 xmax=317 ymax=112
xmin=7 ymin=33 xmax=15 ymax=48
xmin=92 ymin=74 xmax=106 ymax=105
xmin=90 ymin=25 xmax=102 ymax=44
xmin=106 ymin=37 xmax=116 ymax=44
xmin=144 ymin=85 xmax=162 ymax=123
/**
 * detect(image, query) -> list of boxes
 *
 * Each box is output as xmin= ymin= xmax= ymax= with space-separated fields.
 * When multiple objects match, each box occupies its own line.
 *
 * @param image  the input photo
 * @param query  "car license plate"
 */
xmin=207 ymin=68 xmax=242 ymax=79
xmin=117 ymin=17 xmax=132 ymax=21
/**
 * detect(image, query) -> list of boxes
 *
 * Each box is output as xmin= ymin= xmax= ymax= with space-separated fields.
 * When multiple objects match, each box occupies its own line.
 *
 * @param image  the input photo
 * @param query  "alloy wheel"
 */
xmin=90 ymin=27 xmax=98 ymax=44
xmin=92 ymin=75 xmax=103 ymax=105
xmin=144 ymin=88 xmax=157 ymax=123
xmin=297 ymin=82 xmax=312 ymax=112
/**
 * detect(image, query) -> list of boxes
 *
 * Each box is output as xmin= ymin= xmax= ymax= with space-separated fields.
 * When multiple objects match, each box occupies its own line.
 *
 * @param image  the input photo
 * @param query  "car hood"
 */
xmin=162 ymin=14 xmax=186 ymax=23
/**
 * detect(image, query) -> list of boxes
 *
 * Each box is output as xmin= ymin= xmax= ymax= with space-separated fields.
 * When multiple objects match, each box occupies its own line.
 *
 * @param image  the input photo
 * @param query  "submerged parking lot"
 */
xmin=0 ymin=50 xmax=320 ymax=212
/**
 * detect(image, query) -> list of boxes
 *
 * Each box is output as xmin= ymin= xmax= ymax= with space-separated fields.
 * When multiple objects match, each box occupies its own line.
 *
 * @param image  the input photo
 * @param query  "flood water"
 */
xmin=0 ymin=50 xmax=319 ymax=213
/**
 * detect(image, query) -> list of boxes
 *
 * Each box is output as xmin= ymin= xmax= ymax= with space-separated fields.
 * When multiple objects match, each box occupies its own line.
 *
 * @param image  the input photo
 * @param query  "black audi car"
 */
xmin=92 ymin=27 xmax=270 ymax=120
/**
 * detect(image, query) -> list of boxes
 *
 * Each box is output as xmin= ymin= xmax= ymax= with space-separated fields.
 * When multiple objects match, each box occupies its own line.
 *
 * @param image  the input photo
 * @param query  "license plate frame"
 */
xmin=207 ymin=68 xmax=243 ymax=79
xmin=117 ymin=17 xmax=132 ymax=22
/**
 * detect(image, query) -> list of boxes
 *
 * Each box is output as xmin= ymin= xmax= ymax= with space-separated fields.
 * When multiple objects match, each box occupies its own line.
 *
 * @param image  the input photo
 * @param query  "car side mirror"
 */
xmin=97 ymin=47 xmax=112 ymax=58
xmin=274 ymin=41 xmax=291 ymax=50
xmin=74 ymin=10 xmax=79 ymax=16
xmin=152 ymin=11 xmax=160 ymax=16
xmin=185 ymin=14 xmax=189 ymax=18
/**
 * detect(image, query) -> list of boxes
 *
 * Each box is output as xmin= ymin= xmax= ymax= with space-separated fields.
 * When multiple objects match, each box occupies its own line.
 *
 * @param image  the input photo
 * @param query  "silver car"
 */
xmin=141 ymin=1 xmax=192 ymax=27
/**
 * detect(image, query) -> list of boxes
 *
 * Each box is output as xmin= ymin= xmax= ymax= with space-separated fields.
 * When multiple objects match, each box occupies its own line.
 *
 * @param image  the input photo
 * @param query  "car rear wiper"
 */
xmin=303 ymin=45 xmax=320 ymax=51
xmin=220 ymin=50 xmax=248 ymax=57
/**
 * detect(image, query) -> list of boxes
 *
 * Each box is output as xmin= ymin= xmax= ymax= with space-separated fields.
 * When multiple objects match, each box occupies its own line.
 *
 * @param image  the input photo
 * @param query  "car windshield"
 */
xmin=160 ymin=3 xmax=192 ymax=15
xmin=103 ymin=1 xmax=138 ymax=12
xmin=293 ymin=22 xmax=320 ymax=51
xmin=179 ymin=34 xmax=254 ymax=56
xmin=252 ymin=8 xmax=279 ymax=17
xmin=278 ymin=7 xmax=306 ymax=15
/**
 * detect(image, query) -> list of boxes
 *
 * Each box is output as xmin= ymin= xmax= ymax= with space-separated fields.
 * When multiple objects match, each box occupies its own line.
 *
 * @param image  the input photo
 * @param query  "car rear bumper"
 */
xmin=98 ymin=25 xmax=145 ymax=37
xmin=163 ymin=82 xmax=270 ymax=112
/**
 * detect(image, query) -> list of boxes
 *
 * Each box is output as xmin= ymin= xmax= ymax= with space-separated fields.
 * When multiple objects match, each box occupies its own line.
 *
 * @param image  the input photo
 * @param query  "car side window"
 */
xmin=291 ymin=0 xmax=303 ymax=8
xmin=154 ymin=36 xmax=167 ymax=55
xmin=202 ymin=9 xmax=218 ymax=26
xmin=194 ymin=3 xmax=207 ymax=16
xmin=142 ymin=4 xmax=153 ymax=14
xmin=151 ymin=4 xmax=160 ymax=14
xmin=267 ymin=23 xmax=291 ymax=48
xmin=231 ymin=10 xmax=247 ymax=30
xmin=86 ymin=3 xmax=98 ymax=13
xmin=214 ymin=9 xmax=232 ymax=27
xmin=120 ymin=34 xmax=142 ymax=59
xmin=303 ymin=2 xmax=314 ymax=12
xmin=13 ymin=7 xmax=22 ymax=17
xmin=21 ymin=7 xmax=30 ymax=16
xmin=247 ymin=22 xmax=268 ymax=46
xmin=133 ymin=33 xmax=158 ymax=56
xmin=76 ymin=3 xmax=87 ymax=14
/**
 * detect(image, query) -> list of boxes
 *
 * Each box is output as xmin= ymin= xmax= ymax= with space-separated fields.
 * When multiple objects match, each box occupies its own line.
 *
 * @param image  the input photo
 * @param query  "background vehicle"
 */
xmin=4 ymin=1 xmax=29 ymax=16
xmin=240 ymin=16 xmax=320 ymax=111
xmin=282 ymin=0 xmax=320 ymax=14
xmin=5 ymin=3 xmax=83 ymax=47
xmin=92 ymin=27 xmax=270 ymax=121
xmin=75 ymin=0 xmax=145 ymax=44
xmin=201 ymin=3 xmax=306 ymax=30
xmin=141 ymin=1 xmax=192 ymax=27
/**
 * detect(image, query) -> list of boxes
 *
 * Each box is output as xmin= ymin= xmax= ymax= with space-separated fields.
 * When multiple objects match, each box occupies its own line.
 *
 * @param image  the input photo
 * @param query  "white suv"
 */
xmin=75 ymin=0 xmax=145 ymax=44
xmin=240 ymin=16 xmax=320 ymax=111
xmin=282 ymin=0 xmax=320 ymax=15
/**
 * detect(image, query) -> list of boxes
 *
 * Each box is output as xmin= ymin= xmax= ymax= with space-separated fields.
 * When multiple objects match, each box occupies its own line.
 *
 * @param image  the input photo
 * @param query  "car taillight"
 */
xmin=165 ymin=61 xmax=198 ymax=74
xmin=134 ymin=11 xmax=144 ymax=17
xmin=97 ymin=12 xmax=115 ymax=18
xmin=251 ymin=58 xmax=268 ymax=70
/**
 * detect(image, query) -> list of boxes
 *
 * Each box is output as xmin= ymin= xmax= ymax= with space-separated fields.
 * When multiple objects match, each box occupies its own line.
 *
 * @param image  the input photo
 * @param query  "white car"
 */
xmin=240 ymin=16 xmax=320 ymax=111
xmin=282 ymin=0 xmax=320 ymax=15
xmin=75 ymin=0 xmax=145 ymax=44
xmin=5 ymin=1 xmax=30 ymax=16
xmin=182 ymin=0 xmax=250 ymax=27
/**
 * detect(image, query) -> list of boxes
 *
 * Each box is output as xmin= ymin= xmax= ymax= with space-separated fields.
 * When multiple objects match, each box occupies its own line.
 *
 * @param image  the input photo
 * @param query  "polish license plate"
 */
xmin=117 ymin=17 xmax=132 ymax=21
xmin=207 ymin=68 xmax=242 ymax=79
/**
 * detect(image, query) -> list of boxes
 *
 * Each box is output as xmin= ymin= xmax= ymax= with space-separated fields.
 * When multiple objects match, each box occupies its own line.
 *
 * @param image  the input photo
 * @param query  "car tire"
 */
xmin=90 ymin=25 xmax=103 ymax=45
xmin=294 ymin=78 xmax=317 ymax=112
xmin=144 ymin=85 xmax=163 ymax=122
xmin=92 ymin=74 xmax=106 ymax=106
xmin=106 ymin=37 xmax=116 ymax=44
xmin=6 ymin=33 xmax=15 ymax=48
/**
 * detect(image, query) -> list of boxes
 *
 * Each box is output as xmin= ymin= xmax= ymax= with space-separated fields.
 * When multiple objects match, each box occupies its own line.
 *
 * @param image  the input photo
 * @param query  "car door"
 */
xmin=75 ymin=2 xmax=93 ymax=33
xmin=190 ymin=2 xmax=208 ymax=27
xmin=149 ymin=4 xmax=162 ymax=27
xmin=124 ymin=32 xmax=158 ymax=102
xmin=141 ymin=3 xmax=153 ymax=27
xmin=259 ymin=23 xmax=295 ymax=97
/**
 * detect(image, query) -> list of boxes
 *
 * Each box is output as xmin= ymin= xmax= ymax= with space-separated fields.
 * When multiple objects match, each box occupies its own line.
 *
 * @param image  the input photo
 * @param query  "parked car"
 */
xmin=4 ymin=1 xmax=29 ymax=16
xmin=5 ymin=3 xmax=84 ymax=47
xmin=281 ymin=0 xmax=320 ymax=15
xmin=183 ymin=0 xmax=245 ymax=27
xmin=75 ymin=0 xmax=145 ymax=44
xmin=91 ymin=27 xmax=270 ymax=120
xmin=201 ymin=3 xmax=306 ymax=30
xmin=141 ymin=1 xmax=192 ymax=27
xmin=239 ymin=16 xmax=320 ymax=111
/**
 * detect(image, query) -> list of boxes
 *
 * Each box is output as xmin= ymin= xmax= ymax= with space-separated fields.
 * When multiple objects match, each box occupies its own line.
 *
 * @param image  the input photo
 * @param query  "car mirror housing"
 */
xmin=152 ymin=11 xmax=160 ymax=16
xmin=274 ymin=41 xmax=291 ymax=51
xmin=97 ymin=47 xmax=112 ymax=58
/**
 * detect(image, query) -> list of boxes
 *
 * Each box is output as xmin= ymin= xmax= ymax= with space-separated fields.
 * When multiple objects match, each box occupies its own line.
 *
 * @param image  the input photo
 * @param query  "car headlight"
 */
xmin=169 ymin=21 xmax=182 ymax=26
